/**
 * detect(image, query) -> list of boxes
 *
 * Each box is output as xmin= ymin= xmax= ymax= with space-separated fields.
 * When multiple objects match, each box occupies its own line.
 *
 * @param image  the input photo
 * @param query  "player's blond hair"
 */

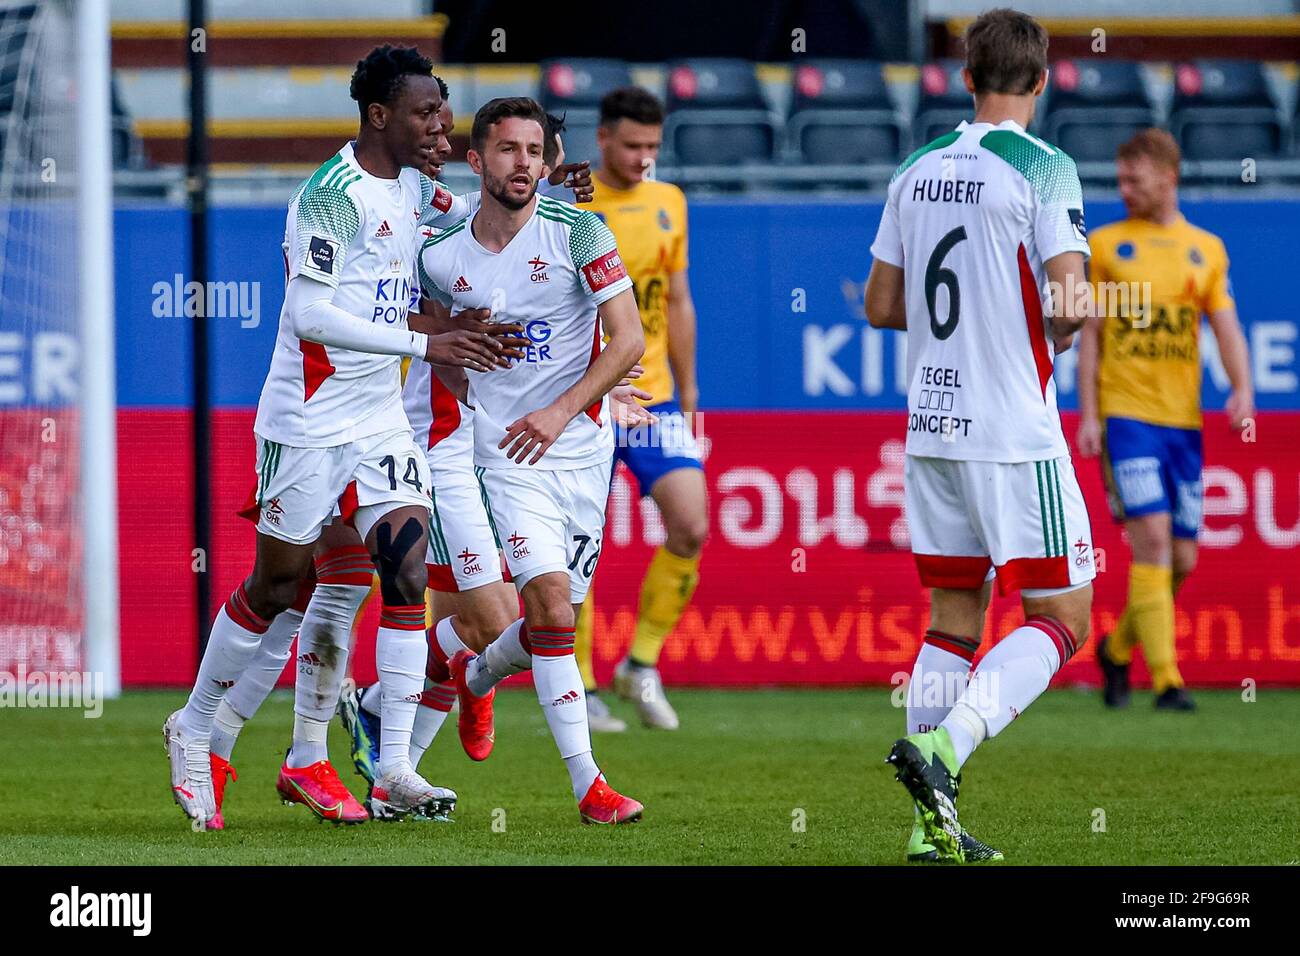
xmin=1117 ymin=128 xmax=1182 ymax=180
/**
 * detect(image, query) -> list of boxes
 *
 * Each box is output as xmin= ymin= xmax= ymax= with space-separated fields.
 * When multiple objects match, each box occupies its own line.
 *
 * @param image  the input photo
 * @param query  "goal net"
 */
xmin=0 ymin=0 xmax=113 ymax=693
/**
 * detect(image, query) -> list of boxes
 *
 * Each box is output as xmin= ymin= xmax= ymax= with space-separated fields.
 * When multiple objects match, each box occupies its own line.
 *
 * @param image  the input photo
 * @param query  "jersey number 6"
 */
xmin=925 ymin=226 xmax=967 ymax=341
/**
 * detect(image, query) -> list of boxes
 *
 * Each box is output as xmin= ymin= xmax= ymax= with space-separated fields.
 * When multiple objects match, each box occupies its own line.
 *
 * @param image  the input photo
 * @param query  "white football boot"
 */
xmin=586 ymin=692 xmax=627 ymax=733
xmin=163 ymin=709 xmax=216 ymax=827
xmin=369 ymin=767 xmax=456 ymax=822
xmin=613 ymin=659 xmax=680 ymax=730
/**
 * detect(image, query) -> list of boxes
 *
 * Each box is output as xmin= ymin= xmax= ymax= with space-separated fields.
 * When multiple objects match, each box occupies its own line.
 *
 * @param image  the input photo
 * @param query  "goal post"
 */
xmin=76 ymin=0 xmax=120 ymax=697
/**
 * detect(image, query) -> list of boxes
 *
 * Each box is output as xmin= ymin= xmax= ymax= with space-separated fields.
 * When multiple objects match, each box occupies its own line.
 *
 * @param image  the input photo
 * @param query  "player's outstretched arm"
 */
xmin=287 ymin=274 xmax=505 ymax=372
xmin=1207 ymin=306 xmax=1255 ymax=430
xmin=499 ymin=287 xmax=645 ymax=464
xmin=287 ymin=273 xmax=430 ymax=358
xmin=865 ymin=260 xmax=907 ymax=330
xmin=547 ymin=160 xmax=594 ymax=203
xmin=408 ymin=302 xmax=528 ymax=364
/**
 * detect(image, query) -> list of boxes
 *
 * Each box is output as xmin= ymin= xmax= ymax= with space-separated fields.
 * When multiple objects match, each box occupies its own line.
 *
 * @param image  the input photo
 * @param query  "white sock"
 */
xmin=289 ymin=712 xmax=329 ymax=767
xmin=410 ymin=683 xmax=455 ymax=767
xmin=940 ymin=617 xmax=1077 ymax=770
xmin=434 ymin=615 xmax=471 ymax=660
xmin=359 ymin=682 xmax=382 ymax=717
xmin=528 ymin=626 xmax=598 ymax=800
xmin=223 ymin=606 xmax=306 ymax=738
xmin=178 ymin=584 xmax=270 ymax=739
xmin=906 ymin=630 xmax=977 ymax=735
xmin=467 ymin=618 xmax=529 ymax=697
xmin=290 ymin=582 xmax=369 ymax=764
xmin=376 ymin=604 xmax=428 ymax=777
xmin=210 ymin=700 xmax=245 ymax=762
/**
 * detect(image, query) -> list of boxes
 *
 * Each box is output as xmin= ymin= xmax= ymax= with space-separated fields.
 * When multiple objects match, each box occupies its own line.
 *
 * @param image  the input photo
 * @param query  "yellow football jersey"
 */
xmin=585 ymin=176 xmax=689 ymax=405
xmin=1090 ymin=214 xmax=1234 ymax=430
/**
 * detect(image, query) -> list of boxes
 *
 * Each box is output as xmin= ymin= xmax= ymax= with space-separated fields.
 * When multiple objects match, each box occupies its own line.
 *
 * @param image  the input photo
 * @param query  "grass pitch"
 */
xmin=1 ymin=688 xmax=1296 ymax=865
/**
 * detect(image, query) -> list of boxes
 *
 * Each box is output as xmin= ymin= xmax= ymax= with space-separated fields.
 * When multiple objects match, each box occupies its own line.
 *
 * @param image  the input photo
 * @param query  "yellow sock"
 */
xmin=1120 ymin=563 xmax=1180 ymax=691
xmin=629 ymin=547 xmax=701 ymax=666
xmin=1107 ymin=602 xmax=1138 ymax=665
xmin=574 ymin=590 xmax=597 ymax=692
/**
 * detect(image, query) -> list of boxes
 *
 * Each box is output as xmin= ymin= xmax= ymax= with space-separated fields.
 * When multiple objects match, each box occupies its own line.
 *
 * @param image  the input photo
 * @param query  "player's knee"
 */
xmin=245 ymin=572 xmax=301 ymax=619
xmin=1173 ymin=548 xmax=1197 ymax=583
xmin=379 ymin=559 xmax=426 ymax=607
xmin=459 ymin=591 xmax=518 ymax=652
xmin=667 ymin=513 xmax=709 ymax=557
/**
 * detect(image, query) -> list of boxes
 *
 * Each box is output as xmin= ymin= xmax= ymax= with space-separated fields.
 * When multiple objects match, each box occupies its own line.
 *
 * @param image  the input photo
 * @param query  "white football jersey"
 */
xmin=257 ymin=142 xmax=449 ymax=447
xmin=405 ymin=190 xmax=482 ymax=467
xmin=418 ymin=193 xmax=633 ymax=470
xmin=871 ymin=120 xmax=1090 ymax=463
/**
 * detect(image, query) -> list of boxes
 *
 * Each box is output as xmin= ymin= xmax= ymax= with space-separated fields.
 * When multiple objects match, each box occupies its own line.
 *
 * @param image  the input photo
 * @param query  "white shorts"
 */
xmin=425 ymin=463 xmax=506 ymax=593
xmin=905 ymin=454 xmax=1096 ymax=597
xmin=252 ymin=428 xmax=432 ymax=545
xmin=477 ymin=461 xmax=611 ymax=603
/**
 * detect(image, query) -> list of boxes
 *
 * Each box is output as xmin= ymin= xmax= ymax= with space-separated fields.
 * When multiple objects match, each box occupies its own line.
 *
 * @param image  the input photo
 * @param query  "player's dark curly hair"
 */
xmin=349 ymin=45 xmax=436 ymax=120
xmin=599 ymin=87 xmax=664 ymax=127
xmin=543 ymin=111 xmax=566 ymax=168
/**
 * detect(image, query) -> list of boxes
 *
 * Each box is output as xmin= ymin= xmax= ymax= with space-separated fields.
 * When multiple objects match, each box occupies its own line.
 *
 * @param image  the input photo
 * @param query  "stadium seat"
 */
xmin=785 ymin=60 xmax=905 ymax=165
xmin=661 ymin=58 xmax=778 ymax=166
xmin=538 ymin=59 xmax=632 ymax=168
xmin=914 ymin=59 xmax=971 ymax=148
xmin=1169 ymin=60 xmax=1284 ymax=160
xmin=1042 ymin=60 xmax=1156 ymax=163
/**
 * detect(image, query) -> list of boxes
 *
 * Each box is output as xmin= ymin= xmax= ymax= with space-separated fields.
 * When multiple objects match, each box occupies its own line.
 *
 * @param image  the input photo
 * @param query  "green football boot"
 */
xmin=887 ymin=728 xmax=964 ymax=863
xmin=907 ymin=809 xmax=1005 ymax=863
xmin=905 ymin=770 xmax=1004 ymax=862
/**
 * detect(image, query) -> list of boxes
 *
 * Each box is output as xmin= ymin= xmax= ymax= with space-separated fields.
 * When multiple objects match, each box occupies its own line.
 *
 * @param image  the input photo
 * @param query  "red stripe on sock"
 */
xmin=225 ymin=583 xmax=270 ymax=634
xmin=419 ymin=682 xmax=456 ymax=712
xmin=427 ymin=641 xmax=451 ymax=683
xmin=316 ymin=569 xmax=374 ymax=586
xmin=529 ymin=626 xmax=575 ymax=657
xmin=923 ymin=628 xmax=979 ymax=663
xmin=1025 ymin=614 xmax=1077 ymax=667
xmin=380 ymin=604 xmax=427 ymax=630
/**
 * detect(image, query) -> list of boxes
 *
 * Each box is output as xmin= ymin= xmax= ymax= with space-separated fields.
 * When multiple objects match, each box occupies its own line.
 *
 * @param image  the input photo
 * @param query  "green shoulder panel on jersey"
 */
xmin=890 ymin=131 xmax=962 ymax=185
xmin=418 ymin=172 xmax=438 ymax=211
xmin=537 ymin=195 xmax=580 ymax=221
xmin=979 ymin=129 xmax=1082 ymax=205
xmin=295 ymin=154 xmax=363 ymax=246
xmin=564 ymin=208 xmax=618 ymax=270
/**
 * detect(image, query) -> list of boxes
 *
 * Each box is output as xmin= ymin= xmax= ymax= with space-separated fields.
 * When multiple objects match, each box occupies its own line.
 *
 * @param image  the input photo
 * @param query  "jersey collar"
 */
xmin=466 ymin=191 xmax=540 ymax=257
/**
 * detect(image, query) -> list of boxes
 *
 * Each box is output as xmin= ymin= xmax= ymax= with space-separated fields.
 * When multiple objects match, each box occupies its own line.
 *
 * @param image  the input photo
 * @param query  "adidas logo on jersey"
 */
xmin=375 ymin=220 xmax=393 ymax=238
xmin=452 ymin=275 xmax=473 ymax=293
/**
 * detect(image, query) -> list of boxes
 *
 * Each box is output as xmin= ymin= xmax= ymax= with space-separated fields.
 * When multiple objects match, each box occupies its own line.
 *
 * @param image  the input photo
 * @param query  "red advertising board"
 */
xmin=105 ymin=409 xmax=1300 ymax=687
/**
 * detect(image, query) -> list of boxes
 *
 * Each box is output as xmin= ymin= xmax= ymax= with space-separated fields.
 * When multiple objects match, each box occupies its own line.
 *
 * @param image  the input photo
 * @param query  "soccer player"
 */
xmin=335 ymin=86 xmax=645 ymax=795
xmin=420 ymin=96 xmax=647 ymax=824
xmin=866 ymin=9 xmax=1095 ymax=862
xmin=163 ymin=46 xmax=515 ymax=829
xmin=574 ymin=87 xmax=706 ymax=732
xmin=1077 ymin=128 xmax=1254 ymax=712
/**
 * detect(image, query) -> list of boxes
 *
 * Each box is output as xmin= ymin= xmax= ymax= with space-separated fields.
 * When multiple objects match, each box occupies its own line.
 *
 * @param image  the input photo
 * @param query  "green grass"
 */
xmin=1 ymin=688 xmax=1297 ymax=865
